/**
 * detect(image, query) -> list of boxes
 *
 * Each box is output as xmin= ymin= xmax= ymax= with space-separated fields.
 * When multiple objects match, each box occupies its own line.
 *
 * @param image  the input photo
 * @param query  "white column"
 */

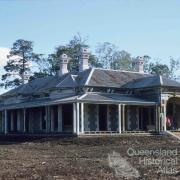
xmin=10 ymin=111 xmax=14 ymax=131
xmin=17 ymin=110 xmax=21 ymax=131
xmin=50 ymin=107 xmax=54 ymax=132
xmin=118 ymin=104 xmax=121 ymax=133
xmin=23 ymin=109 xmax=26 ymax=132
xmin=58 ymin=105 xmax=62 ymax=132
xmin=164 ymin=103 xmax=167 ymax=131
xmin=156 ymin=105 xmax=160 ymax=132
xmin=73 ymin=103 xmax=77 ymax=134
xmin=122 ymin=105 xmax=125 ymax=132
xmin=159 ymin=106 xmax=162 ymax=132
xmin=45 ymin=106 xmax=50 ymax=133
xmin=39 ymin=109 xmax=42 ymax=131
xmin=81 ymin=103 xmax=84 ymax=133
xmin=76 ymin=103 xmax=80 ymax=135
xmin=4 ymin=109 xmax=7 ymax=134
xmin=155 ymin=105 xmax=158 ymax=132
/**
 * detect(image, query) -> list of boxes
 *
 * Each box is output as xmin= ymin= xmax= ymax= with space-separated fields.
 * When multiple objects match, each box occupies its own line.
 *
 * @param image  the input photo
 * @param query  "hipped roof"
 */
xmin=1 ymin=68 xmax=180 ymax=98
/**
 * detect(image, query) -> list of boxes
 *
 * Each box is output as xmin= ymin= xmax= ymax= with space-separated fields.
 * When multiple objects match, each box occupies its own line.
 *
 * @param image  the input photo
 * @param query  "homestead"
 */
xmin=0 ymin=48 xmax=180 ymax=135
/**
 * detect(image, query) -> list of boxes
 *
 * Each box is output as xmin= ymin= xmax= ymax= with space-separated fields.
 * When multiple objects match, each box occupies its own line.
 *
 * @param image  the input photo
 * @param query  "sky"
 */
xmin=0 ymin=0 xmax=180 ymax=93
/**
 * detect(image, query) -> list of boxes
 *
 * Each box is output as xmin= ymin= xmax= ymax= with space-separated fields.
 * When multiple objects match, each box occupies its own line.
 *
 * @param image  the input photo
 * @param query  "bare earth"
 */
xmin=0 ymin=134 xmax=179 ymax=180
xmin=174 ymin=132 xmax=180 ymax=138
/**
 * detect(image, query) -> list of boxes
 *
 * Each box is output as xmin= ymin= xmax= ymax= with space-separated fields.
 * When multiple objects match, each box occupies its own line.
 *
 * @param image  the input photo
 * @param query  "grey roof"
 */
xmin=1 ymin=73 xmax=70 ymax=97
xmin=2 ymin=95 xmax=78 ymax=110
xmin=76 ymin=68 xmax=92 ymax=86
xmin=86 ymin=68 xmax=152 ymax=88
xmin=56 ymin=74 xmax=78 ymax=88
xmin=1 ymin=68 xmax=180 ymax=98
xmin=79 ymin=93 xmax=157 ymax=105
xmin=161 ymin=76 xmax=180 ymax=88
xmin=123 ymin=75 xmax=180 ymax=89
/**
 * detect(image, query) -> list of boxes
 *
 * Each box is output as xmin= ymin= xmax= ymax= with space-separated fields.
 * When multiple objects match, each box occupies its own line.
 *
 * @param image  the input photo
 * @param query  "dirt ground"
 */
xmin=174 ymin=132 xmax=180 ymax=138
xmin=0 ymin=134 xmax=179 ymax=180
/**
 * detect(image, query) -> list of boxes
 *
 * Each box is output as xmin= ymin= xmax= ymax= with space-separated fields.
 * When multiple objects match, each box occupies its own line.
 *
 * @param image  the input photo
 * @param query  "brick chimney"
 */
xmin=134 ymin=56 xmax=144 ymax=73
xmin=79 ymin=48 xmax=89 ymax=72
xmin=59 ymin=53 xmax=69 ymax=76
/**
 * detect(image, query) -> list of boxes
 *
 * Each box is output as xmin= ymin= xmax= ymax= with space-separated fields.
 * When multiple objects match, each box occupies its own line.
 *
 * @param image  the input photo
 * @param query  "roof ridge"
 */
xmin=159 ymin=75 xmax=163 ymax=86
xmin=93 ymin=67 xmax=150 ymax=75
xmin=85 ymin=68 xmax=95 ymax=85
xmin=56 ymin=74 xmax=75 ymax=87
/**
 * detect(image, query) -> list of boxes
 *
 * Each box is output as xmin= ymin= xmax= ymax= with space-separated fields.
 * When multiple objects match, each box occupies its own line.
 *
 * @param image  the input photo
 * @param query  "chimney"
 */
xmin=59 ymin=53 xmax=69 ymax=76
xmin=79 ymin=48 xmax=89 ymax=72
xmin=134 ymin=56 xmax=144 ymax=73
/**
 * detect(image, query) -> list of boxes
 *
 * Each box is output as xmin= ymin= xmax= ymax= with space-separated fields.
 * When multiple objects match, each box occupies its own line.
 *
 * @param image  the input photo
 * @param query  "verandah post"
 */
xmin=45 ymin=106 xmax=51 ymax=133
xmin=4 ymin=109 xmax=7 ymax=134
xmin=81 ymin=103 xmax=84 ymax=134
xmin=76 ymin=103 xmax=80 ymax=135
xmin=118 ymin=104 xmax=121 ymax=134
xmin=58 ymin=105 xmax=62 ymax=132
xmin=122 ymin=104 xmax=125 ymax=132
xmin=73 ymin=103 xmax=77 ymax=134
xmin=23 ymin=108 xmax=26 ymax=133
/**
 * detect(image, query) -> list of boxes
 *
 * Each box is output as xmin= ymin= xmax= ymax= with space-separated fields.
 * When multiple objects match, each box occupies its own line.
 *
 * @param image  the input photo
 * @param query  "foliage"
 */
xmin=96 ymin=42 xmax=151 ymax=72
xmin=1 ymin=39 xmax=42 ymax=88
xmin=1 ymin=37 xmax=180 ymax=89
xmin=96 ymin=42 xmax=117 ymax=69
xmin=33 ymin=34 xmax=102 ymax=78
xmin=110 ymin=50 xmax=133 ymax=70
xmin=148 ymin=57 xmax=180 ymax=79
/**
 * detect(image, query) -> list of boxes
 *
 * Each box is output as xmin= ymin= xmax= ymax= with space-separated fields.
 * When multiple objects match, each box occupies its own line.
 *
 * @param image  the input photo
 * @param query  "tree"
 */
xmin=96 ymin=42 xmax=117 ymax=69
xmin=36 ymin=34 xmax=102 ymax=76
xmin=29 ymin=54 xmax=53 ymax=81
xmin=96 ymin=42 xmax=140 ymax=71
xmin=148 ymin=57 xmax=180 ymax=79
xmin=169 ymin=57 xmax=180 ymax=80
xmin=1 ymin=39 xmax=41 ymax=88
xmin=110 ymin=50 xmax=133 ymax=70
xmin=148 ymin=62 xmax=170 ymax=77
xmin=55 ymin=34 xmax=103 ymax=72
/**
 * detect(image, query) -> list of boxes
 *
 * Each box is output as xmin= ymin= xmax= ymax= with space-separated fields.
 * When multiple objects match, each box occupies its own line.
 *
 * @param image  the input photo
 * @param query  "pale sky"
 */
xmin=0 ymin=0 xmax=180 ymax=93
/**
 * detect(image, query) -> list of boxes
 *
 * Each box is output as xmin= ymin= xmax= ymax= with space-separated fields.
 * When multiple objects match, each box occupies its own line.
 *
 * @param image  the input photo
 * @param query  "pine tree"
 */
xmin=1 ymin=39 xmax=41 ymax=88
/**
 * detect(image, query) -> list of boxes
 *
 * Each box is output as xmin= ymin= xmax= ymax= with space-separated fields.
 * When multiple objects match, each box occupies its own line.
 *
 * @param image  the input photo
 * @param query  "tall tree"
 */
xmin=148 ymin=62 xmax=170 ymax=77
xmin=55 ymin=34 xmax=102 ymax=72
xmin=96 ymin=42 xmax=117 ymax=69
xmin=169 ymin=57 xmax=180 ymax=80
xmin=95 ymin=42 xmax=150 ymax=71
xmin=34 ymin=34 xmax=102 ymax=77
xmin=1 ymin=39 xmax=41 ymax=88
xmin=148 ymin=57 xmax=180 ymax=79
xmin=110 ymin=50 xmax=133 ymax=70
